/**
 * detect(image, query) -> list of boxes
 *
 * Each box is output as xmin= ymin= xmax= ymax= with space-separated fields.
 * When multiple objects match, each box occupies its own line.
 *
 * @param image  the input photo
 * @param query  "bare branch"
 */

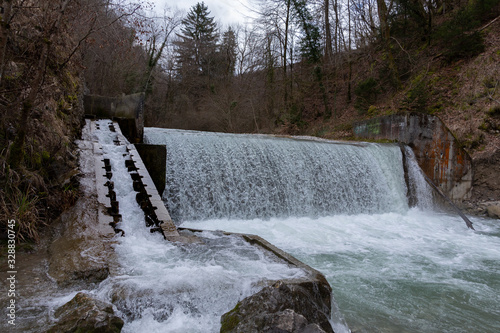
xmin=59 ymin=4 xmax=141 ymax=69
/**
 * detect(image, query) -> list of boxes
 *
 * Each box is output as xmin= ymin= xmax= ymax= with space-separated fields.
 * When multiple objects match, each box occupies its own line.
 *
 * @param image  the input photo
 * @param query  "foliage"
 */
xmin=175 ymin=2 xmax=219 ymax=79
xmin=444 ymin=31 xmax=485 ymax=63
xmin=390 ymin=0 xmax=429 ymax=39
xmin=434 ymin=1 xmax=497 ymax=63
xmin=473 ymin=0 xmax=500 ymax=21
xmin=286 ymin=102 xmax=307 ymax=128
xmin=82 ymin=1 xmax=147 ymax=96
xmin=403 ymin=75 xmax=429 ymax=112
xmin=462 ymin=132 xmax=485 ymax=150
xmin=291 ymin=0 xmax=321 ymax=63
xmin=354 ymin=78 xmax=380 ymax=114
xmin=487 ymin=105 xmax=500 ymax=117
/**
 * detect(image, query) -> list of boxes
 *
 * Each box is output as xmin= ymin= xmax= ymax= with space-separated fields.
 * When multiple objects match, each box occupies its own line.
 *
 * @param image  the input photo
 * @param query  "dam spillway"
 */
xmin=7 ymin=120 xmax=332 ymax=333
xmin=87 ymin=121 xmax=318 ymax=332
xmin=144 ymin=128 xmax=419 ymax=222
xmin=144 ymin=128 xmax=500 ymax=333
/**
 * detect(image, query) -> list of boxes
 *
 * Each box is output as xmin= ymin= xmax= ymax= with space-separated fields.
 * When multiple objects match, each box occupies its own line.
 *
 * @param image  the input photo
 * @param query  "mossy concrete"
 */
xmin=84 ymin=93 xmax=145 ymax=143
xmin=354 ymin=112 xmax=472 ymax=202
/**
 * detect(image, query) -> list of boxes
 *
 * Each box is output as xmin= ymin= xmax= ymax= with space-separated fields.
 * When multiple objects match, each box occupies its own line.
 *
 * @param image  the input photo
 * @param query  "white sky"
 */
xmin=153 ymin=0 xmax=256 ymax=27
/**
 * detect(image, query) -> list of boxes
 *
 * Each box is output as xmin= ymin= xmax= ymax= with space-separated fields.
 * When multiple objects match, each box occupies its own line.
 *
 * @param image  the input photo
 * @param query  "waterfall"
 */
xmin=403 ymin=145 xmax=434 ymax=209
xmin=144 ymin=128 xmax=417 ymax=222
xmin=92 ymin=121 xmax=306 ymax=332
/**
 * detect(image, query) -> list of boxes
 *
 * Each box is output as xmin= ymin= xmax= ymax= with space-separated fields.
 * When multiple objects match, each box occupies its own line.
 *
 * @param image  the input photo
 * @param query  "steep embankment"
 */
xmin=1 ymin=2 xmax=86 ymax=243
xmin=0 ymin=66 xmax=84 ymax=242
xmin=437 ymin=19 xmax=500 ymax=209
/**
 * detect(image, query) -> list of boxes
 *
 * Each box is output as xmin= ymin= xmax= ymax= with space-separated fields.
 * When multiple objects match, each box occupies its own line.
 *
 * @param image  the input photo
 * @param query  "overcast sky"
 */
xmin=152 ymin=0 xmax=256 ymax=26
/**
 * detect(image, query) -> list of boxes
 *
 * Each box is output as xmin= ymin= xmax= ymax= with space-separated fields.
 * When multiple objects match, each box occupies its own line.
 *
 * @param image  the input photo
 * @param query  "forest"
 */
xmin=1 ymin=0 xmax=499 ymax=241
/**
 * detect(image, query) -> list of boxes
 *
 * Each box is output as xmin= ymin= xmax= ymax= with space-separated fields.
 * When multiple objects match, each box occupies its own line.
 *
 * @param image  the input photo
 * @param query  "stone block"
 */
xmin=486 ymin=202 xmax=500 ymax=219
xmin=47 ymin=293 xmax=123 ymax=333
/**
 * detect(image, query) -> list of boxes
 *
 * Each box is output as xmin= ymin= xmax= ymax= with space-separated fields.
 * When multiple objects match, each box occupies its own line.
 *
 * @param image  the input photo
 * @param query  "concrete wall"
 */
xmin=83 ymin=93 xmax=145 ymax=143
xmin=353 ymin=113 xmax=472 ymax=201
xmin=134 ymin=144 xmax=166 ymax=195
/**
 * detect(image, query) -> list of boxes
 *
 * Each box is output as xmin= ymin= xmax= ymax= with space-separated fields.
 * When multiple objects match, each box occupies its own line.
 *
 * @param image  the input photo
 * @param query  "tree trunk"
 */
xmin=334 ymin=0 xmax=339 ymax=55
xmin=265 ymin=36 xmax=276 ymax=120
xmin=324 ymin=0 xmax=333 ymax=61
xmin=427 ymin=0 xmax=432 ymax=46
xmin=376 ymin=0 xmax=400 ymax=86
xmin=283 ymin=0 xmax=291 ymax=111
xmin=347 ymin=0 xmax=352 ymax=103
xmin=0 ymin=0 xmax=13 ymax=85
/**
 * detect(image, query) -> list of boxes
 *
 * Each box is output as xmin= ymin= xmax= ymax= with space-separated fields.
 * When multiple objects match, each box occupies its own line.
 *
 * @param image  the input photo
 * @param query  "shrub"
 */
xmin=403 ymin=76 xmax=429 ymax=112
xmin=487 ymin=105 xmax=500 ymax=117
xmin=433 ymin=1 xmax=495 ymax=63
xmin=354 ymin=78 xmax=379 ymax=114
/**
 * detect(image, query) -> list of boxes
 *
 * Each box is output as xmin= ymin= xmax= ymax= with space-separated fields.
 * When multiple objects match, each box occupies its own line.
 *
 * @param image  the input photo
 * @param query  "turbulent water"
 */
xmin=145 ymin=128 xmax=500 ymax=333
xmin=92 ymin=121 xmax=306 ymax=332
xmin=4 ymin=121 xmax=304 ymax=333
xmin=145 ymin=128 xmax=410 ymax=221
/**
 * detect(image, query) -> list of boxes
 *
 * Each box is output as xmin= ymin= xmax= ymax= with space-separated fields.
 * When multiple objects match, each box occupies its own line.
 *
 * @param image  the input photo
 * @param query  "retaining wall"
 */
xmin=353 ymin=113 xmax=472 ymax=201
xmin=83 ymin=93 xmax=145 ymax=143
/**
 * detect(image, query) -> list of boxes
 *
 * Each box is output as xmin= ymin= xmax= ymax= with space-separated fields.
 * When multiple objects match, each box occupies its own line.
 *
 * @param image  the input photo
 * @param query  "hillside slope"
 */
xmin=297 ymin=16 xmax=500 ymax=211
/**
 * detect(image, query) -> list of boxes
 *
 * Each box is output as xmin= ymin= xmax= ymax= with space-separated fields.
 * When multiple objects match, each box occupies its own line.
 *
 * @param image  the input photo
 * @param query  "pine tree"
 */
xmin=292 ymin=0 xmax=321 ymax=63
xmin=220 ymin=27 xmax=237 ymax=78
xmin=175 ymin=2 xmax=218 ymax=80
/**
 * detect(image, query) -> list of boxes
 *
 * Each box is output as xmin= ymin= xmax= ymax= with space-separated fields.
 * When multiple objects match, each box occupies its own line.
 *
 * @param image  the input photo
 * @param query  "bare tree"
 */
xmin=140 ymin=6 xmax=182 ymax=94
xmin=234 ymin=24 xmax=263 ymax=76
xmin=81 ymin=1 xmax=147 ymax=95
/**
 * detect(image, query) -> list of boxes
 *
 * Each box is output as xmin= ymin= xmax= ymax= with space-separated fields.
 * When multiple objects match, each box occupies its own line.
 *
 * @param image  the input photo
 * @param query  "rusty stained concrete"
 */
xmin=354 ymin=113 xmax=472 ymax=202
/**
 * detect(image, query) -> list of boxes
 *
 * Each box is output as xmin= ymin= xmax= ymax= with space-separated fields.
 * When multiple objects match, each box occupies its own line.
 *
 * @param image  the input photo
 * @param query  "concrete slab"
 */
xmin=86 ymin=120 xmax=180 ymax=240
xmin=95 ymin=164 xmax=110 ymax=207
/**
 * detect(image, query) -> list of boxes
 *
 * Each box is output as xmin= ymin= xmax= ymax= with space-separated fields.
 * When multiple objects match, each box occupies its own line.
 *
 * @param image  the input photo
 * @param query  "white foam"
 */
xmin=92 ymin=121 xmax=306 ymax=332
xmin=144 ymin=128 xmax=411 ymax=221
xmin=181 ymin=211 xmax=500 ymax=333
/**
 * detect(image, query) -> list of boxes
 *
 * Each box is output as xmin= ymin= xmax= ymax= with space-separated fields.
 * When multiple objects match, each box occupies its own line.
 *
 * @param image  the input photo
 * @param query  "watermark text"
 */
xmin=6 ymin=219 xmax=17 ymax=326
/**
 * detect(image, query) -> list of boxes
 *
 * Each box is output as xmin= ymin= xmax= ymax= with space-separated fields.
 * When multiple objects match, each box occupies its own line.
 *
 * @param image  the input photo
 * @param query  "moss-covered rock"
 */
xmin=48 ymin=292 xmax=124 ymax=333
xmin=220 ymin=280 xmax=333 ymax=333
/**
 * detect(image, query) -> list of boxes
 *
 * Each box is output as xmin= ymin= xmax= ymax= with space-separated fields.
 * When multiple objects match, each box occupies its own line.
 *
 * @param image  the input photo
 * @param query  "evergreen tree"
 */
xmin=290 ymin=0 xmax=330 ymax=118
xmin=292 ymin=0 xmax=321 ymax=63
xmin=219 ymin=27 xmax=237 ymax=78
xmin=175 ymin=2 xmax=218 ymax=80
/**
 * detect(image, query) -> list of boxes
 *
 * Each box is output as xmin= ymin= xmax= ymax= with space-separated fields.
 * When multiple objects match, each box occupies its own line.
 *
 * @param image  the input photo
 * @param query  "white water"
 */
xmin=145 ymin=128 xmax=409 ymax=221
xmin=78 ymin=121 xmax=306 ymax=332
xmin=98 ymin=229 xmax=305 ymax=332
xmin=181 ymin=213 xmax=500 ymax=333
xmin=144 ymin=128 xmax=500 ymax=333
xmin=404 ymin=146 xmax=434 ymax=209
